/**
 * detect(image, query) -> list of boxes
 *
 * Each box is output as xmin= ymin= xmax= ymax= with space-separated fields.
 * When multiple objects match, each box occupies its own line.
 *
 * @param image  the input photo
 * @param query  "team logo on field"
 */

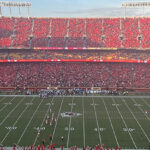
xmin=61 ymin=112 xmax=82 ymax=118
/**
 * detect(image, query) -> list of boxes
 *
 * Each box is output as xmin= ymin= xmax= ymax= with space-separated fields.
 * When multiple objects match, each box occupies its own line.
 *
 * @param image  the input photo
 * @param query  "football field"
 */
xmin=0 ymin=95 xmax=150 ymax=149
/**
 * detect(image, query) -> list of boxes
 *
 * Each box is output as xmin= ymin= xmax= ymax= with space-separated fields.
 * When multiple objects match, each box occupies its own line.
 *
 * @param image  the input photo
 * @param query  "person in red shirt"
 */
xmin=42 ymin=138 xmax=45 ymax=146
xmin=38 ymin=145 xmax=41 ymax=150
xmin=49 ymin=133 xmax=52 ymax=140
xmin=61 ymin=145 xmax=64 ymax=150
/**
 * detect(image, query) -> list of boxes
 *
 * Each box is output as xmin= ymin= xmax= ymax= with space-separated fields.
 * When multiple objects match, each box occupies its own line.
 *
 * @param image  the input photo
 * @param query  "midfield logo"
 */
xmin=61 ymin=112 xmax=82 ymax=118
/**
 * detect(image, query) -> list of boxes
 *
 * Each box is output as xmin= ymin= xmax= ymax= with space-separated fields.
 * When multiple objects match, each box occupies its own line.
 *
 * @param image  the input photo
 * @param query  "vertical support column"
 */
xmin=124 ymin=7 xmax=126 ymax=18
xmin=27 ymin=6 xmax=30 ymax=18
xmin=18 ymin=7 xmax=21 ymax=17
xmin=142 ymin=6 xmax=144 ymax=17
xmin=9 ymin=6 xmax=12 ymax=17
xmin=0 ymin=6 xmax=2 ymax=17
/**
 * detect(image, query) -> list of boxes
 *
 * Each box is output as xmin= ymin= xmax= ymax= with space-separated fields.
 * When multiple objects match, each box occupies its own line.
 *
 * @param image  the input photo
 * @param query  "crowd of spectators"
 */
xmin=0 ymin=144 xmax=121 ymax=150
xmin=0 ymin=62 xmax=150 ymax=89
xmin=0 ymin=50 xmax=150 ymax=61
xmin=2 ymin=17 xmax=150 ymax=49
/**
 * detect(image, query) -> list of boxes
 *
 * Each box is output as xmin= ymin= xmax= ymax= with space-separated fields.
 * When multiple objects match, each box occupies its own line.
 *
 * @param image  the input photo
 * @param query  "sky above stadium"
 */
xmin=2 ymin=0 xmax=150 ymax=17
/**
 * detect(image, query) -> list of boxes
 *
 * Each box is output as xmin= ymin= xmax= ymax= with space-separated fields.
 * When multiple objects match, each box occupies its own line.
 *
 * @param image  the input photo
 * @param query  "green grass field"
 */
xmin=0 ymin=95 xmax=150 ymax=149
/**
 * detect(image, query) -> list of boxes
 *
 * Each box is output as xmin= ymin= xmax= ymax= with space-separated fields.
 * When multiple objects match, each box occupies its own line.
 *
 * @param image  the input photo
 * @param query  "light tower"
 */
xmin=0 ymin=1 xmax=31 ymax=18
xmin=122 ymin=1 xmax=150 ymax=17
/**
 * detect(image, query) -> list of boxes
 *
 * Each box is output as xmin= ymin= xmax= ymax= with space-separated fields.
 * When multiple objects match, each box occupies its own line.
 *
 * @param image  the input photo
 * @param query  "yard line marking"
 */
xmin=0 ymin=96 xmax=24 ymax=126
xmin=1 ymin=97 xmax=36 ymax=144
xmin=33 ymin=96 xmax=55 ymax=146
xmin=0 ymin=97 xmax=6 ymax=103
xmin=102 ymin=98 xmax=120 ymax=147
xmin=67 ymin=96 xmax=75 ymax=149
xmin=112 ymin=98 xmax=137 ymax=148
xmin=82 ymin=96 xmax=85 ymax=147
xmin=142 ymin=98 xmax=150 ymax=110
xmin=122 ymin=98 xmax=150 ymax=143
xmin=17 ymin=98 xmax=44 ymax=145
xmin=92 ymin=96 xmax=102 ymax=146
xmin=51 ymin=96 xmax=64 ymax=145
xmin=132 ymin=98 xmax=150 ymax=122
xmin=0 ymin=96 xmax=16 ymax=112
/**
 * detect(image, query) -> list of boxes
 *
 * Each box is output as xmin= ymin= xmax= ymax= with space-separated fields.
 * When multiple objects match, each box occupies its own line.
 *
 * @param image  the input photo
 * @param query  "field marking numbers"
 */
xmin=5 ymin=127 xmax=17 ymax=130
xmin=122 ymin=98 xmax=150 ymax=143
xmin=33 ymin=127 xmax=45 ymax=131
xmin=112 ymin=98 xmax=137 ymax=148
xmin=17 ymin=98 xmax=44 ymax=145
xmin=91 ymin=103 xmax=99 ymax=106
xmin=102 ymin=98 xmax=119 ymax=147
xmin=3 ymin=102 xmax=12 ymax=105
xmin=112 ymin=104 xmax=120 ymax=106
xmin=33 ymin=96 xmax=55 ymax=146
xmin=123 ymin=128 xmax=135 ymax=132
xmin=1 ymin=97 xmax=35 ymax=144
xmin=92 ymin=97 xmax=102 ymax=145
xmin=25 ymin=103 xmax=33 ymax=105
xmin=46 ymin=103 xmax=54 ymax=106
xmin=0 ymin=96 xmax=25 ymax=126
xmin=134 ymin=104 xmax=143 ymax=107
xmin=94 ymin=128 xmax=105 ymax=132
xmin=65 ymin=127 xmax=74 ymax=131
xmin=0 ymin=96 xmax=16 ymax=113
xmin=132 ymin=98 xmax=150 ymax=122
xmin=51 ymin=97 xmax=64 ymax=144
xmin=68 ymin=103 xmax=76 ymax=106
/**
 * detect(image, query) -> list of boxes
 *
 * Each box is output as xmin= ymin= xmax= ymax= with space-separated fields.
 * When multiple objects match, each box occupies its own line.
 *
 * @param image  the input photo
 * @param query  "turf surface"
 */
xmin=0 ymin=96 xmax=150 ymax=149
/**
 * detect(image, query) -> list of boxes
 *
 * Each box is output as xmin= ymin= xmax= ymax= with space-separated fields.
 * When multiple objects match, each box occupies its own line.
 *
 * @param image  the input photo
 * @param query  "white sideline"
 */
xmin=33 ymin=96 xmax=55 ymax=146
xmin=1 ymin=97 xmax=36 ymax=144
xmin=92 ymin=96 xmax=102 ymax=146
xmin=112 ymin=98 xmax=137 ymax=148
xmin=17 ymin=98 xmax=44 ymax=145
xmin=0 ymin=96 xmax=25 ymax=126
xmin=102 ymin=98 xmax=119 ymax=147
xmin=122 ymin=98 xmax=150 ymax=143
xmin=1 ymin=95 xmax=150 ymax=98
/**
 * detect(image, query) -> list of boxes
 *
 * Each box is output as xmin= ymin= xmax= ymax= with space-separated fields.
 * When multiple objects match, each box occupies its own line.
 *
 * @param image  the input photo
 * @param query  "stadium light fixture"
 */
xmin=122 ymin=2 xmax=150 ymax=7
xmin=122 ymin=2 xmax=150 ymax=17
xmin=0 ymin=1 xmax=31 ymax=18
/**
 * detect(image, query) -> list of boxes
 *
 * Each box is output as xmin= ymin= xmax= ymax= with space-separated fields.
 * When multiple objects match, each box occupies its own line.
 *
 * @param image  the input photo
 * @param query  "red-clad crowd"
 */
xmin=1 ymin=17 xmax=150 ymax=49
xmin=0 ymin=144 xmax=121 ymax=150
xmin=0 ymin=62 xmax=150 ymax=89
